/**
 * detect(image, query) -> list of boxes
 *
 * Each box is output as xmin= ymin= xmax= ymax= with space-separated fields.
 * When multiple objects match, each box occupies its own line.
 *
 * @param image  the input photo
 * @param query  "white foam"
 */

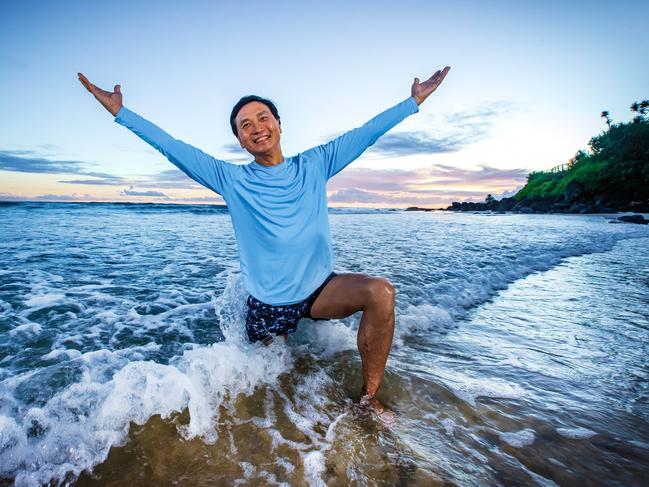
xmin=296 ymin=319 xmax=357 ymax=355
xmin=325 ymin=411 xmax=349 ymax=442
xmin=303 ymin=450 xmax=326 ymax=487
xmin=41 ymin=349 xmax=82 ymax=361
xmin=433 ymin=368 xmax=527 ymax=407
xmin=556 ymin=427 xmax=596 ymax=439
xmin=397 ymin=304 xmax=453 ymax=340
xmin=24 ymin=293 xmax=66 ymax=308
xmin=499 ymin=428 xmax=535 ymax=448
xmin=2 ymin=335 xmax=296 ymax=486
xmin=8 ymin=323 xmax=42 ymax=337
xmin=0 ymin=415 xmax=27 ymax=473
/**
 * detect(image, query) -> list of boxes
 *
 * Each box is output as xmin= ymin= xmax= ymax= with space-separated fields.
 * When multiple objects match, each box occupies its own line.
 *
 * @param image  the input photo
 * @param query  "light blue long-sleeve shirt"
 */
xmin=115 ymin=97 xmax=418 ymax=305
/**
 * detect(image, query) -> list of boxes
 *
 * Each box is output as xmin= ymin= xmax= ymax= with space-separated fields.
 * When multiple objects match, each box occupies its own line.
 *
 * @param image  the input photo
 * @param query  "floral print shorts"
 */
xmin=245 ymin=272 xmax=337 ymax=344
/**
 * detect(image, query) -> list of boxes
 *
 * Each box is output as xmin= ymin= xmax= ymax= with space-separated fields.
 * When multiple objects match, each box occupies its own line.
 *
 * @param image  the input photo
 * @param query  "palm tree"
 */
xmin=631 ymin=100 xmax=649 ymax=116
xmin=601 ymin=110 xmax=611 ymax=129
xmin=641 ymin=100 xmax=649 ymax=114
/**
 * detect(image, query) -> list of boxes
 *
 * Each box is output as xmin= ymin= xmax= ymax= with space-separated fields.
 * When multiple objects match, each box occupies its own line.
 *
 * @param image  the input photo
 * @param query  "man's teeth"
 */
xmin=255 ymin=136 xmax=269 ymax=143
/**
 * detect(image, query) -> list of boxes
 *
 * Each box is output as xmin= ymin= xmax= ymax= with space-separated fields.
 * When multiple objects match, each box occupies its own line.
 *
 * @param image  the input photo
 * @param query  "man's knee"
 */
xmin=365 ymin=277 xmax=395 ymax=306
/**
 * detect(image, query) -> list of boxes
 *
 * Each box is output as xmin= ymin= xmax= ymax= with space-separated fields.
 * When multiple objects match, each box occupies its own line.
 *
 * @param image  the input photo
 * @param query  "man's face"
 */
xmin=235 ymin=101 xmax=282 ymax=158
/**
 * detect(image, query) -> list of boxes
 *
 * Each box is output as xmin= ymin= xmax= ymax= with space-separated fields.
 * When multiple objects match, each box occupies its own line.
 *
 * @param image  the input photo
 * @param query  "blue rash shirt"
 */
xmin=115 ymin=97 xmax=418 ymax=305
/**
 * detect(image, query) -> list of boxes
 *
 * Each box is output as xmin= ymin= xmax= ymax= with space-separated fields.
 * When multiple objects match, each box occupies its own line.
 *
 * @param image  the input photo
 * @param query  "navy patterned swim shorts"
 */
xmin=245 ymin=272 xmax=337 ymax=344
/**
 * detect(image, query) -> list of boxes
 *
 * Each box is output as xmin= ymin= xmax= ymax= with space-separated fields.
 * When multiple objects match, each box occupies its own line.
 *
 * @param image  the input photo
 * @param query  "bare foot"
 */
xmin=359 ymin=394 xmax=397 ymax=423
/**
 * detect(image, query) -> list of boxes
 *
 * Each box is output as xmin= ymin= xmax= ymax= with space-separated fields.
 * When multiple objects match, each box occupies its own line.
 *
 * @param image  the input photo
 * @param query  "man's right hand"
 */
xmin=78 ymin=72 xmax=123 ymax=116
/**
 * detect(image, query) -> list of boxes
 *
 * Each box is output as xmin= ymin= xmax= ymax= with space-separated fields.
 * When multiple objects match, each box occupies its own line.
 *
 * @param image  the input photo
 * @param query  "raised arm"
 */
xmin=77 ymin=72 xmax=233 ymax=196
xmin=309 ymin=67 xmax=450 ymax=180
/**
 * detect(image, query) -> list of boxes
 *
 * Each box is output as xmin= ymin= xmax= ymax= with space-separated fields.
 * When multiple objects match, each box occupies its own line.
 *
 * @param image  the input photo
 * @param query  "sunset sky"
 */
xmin=1 ymin=0 xmax=647 ymax=207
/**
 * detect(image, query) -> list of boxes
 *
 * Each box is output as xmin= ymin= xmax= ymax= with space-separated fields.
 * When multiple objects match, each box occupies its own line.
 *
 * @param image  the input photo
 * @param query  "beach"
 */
xmin=1 ymin=202 xmax=648 ymax=486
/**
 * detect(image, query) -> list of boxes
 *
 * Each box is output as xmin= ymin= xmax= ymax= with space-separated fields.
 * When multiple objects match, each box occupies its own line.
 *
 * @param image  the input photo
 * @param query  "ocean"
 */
xmin=1 ymin=202 xmax=648 ymax=486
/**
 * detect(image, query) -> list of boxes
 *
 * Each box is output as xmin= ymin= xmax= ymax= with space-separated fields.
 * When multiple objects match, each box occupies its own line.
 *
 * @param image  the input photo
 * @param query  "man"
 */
xmin=78 ymin=67 xmax=450 ymax=413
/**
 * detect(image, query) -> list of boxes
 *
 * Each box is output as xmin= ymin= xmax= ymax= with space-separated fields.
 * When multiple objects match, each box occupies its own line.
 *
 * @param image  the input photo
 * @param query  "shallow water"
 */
xmin=1 ymin=203 xmax=648 ymax=486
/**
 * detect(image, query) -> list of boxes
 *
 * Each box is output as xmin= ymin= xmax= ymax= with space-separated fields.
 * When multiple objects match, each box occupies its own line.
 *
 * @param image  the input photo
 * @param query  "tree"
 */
xmin=601 ymin=110 xmax=612 ymax=129
xmin=631 ymin=100 xmax=649 ymax=117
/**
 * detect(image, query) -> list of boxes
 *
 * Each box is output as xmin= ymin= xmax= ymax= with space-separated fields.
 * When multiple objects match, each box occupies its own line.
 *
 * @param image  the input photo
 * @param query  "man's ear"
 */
xmin=279 ymin=119 xmax=282 ymax=133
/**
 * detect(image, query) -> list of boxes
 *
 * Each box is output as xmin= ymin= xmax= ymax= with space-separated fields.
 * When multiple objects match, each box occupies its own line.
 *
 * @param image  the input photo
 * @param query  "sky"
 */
xmin=1 ymin=0 xmax=647 ymax=208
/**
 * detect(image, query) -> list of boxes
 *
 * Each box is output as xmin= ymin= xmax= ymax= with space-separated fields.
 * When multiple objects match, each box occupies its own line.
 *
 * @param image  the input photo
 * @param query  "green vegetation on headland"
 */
xmin=427 ymin=99 xmax=649 ymax=215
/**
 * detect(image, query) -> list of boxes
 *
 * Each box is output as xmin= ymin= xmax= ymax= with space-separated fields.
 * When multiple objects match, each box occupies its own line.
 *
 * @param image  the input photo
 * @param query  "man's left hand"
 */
xmin=411 ymin=66 xmax=450 ymax=106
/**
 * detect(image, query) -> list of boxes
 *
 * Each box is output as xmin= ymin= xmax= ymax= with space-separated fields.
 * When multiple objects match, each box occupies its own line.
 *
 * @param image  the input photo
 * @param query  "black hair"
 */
xmin=229 ymin=95 xmax=280 ymax=137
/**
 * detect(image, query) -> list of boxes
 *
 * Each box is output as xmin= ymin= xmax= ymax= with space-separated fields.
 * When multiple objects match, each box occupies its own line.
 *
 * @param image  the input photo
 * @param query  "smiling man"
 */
xmin=78 ymin=67 xmax=450 ymax=413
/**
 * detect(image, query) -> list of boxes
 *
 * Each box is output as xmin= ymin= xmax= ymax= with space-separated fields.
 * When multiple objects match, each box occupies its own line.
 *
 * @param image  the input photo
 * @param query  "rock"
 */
xmin=551 ymin=202 xmax=571 ymax=213
xmin=563 ymin=180 xmax=585 ymax=202
xmin=498 ymin=198 xmax=517 ymax=211
xmin=629 ymin=201 xmax=649 ymax=212
xmin=568 ymin=202 xmax=588 ymax=213
xmin=618 ymin=214 xmax=649 ymax=225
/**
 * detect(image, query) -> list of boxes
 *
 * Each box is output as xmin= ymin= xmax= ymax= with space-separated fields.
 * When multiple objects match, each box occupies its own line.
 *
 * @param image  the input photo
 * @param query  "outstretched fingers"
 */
xmin=77 ymin=72 xmax=94 ymax=93
xmin=78 ymin=72 xmax=103 ymax=99
xmin=429 ymin=66 xmax=450 ymax=86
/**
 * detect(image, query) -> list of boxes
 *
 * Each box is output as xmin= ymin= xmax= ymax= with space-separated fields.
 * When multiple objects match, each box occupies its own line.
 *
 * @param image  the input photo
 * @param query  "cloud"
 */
xmin=0 ymin=192 xmax=28 ymax=201
xmin=346 ymin=101 xmax=514 ymax=157
xmin=327 ymin=163 xmax=528 ymax=206
xmin=0 ymin=191 xmax=224 ymax=204
xmin=58 ymin=168 xmax=200 ymax=189
xmin=34 ymin=193 xmax=96 ymax=201
xmin=141 ymin=169 xmax=202 ymax=189
xmin=58 ymin=176 xmax=130 ymax=185
xmin=0 ymin=150 xmax=91 ymax=174
xmin=120 ymin=187 xmax=168 ymax=197
xmin=327 ymin=188 xmax=486 ymax=207
xmin=0 ymin=149 xmax=205 ymax=190
xmin=0 ymin=192 xmax=114 ymax=202
xmin=328 ymin=188 xmax=388 ymax=204
xmin=407 ymin=164 xmax=529 ymax=186
xmin=165 ymin=195 xmax=224 ymax=203
xmin=329 ymin=164 xmax=527 ymax=192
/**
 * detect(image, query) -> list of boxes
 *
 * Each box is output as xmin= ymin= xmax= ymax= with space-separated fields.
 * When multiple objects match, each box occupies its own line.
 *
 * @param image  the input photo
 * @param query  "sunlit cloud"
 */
xmin=328 ymin=188 xmax=487 ymax=207
xmin=327 ymin=163 xmax=527 ymax=206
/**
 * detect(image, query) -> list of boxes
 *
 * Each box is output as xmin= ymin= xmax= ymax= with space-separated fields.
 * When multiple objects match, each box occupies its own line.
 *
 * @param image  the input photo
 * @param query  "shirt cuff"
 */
xmin=406 ymin=96 xmax=419 ymax=114
xmin=114 ymin=105 xmax=130 ymax=123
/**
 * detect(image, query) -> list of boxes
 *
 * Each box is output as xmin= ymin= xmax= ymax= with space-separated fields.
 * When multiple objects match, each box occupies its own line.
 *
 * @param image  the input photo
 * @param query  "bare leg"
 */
xmin=309 ymin=274 xmax=395 ymax=412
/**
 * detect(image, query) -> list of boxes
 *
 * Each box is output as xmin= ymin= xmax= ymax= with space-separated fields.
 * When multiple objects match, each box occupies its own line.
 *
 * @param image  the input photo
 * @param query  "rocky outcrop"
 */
xmin=617 ymin=214 xmax=649 ymax=224
xmin=445 ymin=196 xmax=649 ymax=214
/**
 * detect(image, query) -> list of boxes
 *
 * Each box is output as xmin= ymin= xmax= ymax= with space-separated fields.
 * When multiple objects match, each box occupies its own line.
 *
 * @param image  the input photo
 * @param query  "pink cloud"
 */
xmin=327 ymin=164 xmax=527 ymax=206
